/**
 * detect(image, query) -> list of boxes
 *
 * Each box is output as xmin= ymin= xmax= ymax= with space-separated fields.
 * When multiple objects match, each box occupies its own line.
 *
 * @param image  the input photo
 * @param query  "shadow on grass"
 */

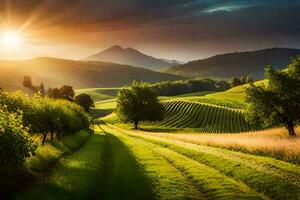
xmin=13 ymin=133 xmax=155 ymax=200
xmin=98 ymin=133 xmax=155 ymax=200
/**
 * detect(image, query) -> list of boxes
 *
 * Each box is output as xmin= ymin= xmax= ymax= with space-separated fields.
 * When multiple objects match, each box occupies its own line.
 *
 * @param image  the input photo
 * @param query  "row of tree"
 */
xmin=23 ymin=78 xmax=94 ymax=113
xmin=151 ymin=78 xmax=230 ymax=96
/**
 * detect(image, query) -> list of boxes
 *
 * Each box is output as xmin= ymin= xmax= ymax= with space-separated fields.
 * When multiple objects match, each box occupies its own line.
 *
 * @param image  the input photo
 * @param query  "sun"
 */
xmin=1 ymin=30 xmax=22 ymax=48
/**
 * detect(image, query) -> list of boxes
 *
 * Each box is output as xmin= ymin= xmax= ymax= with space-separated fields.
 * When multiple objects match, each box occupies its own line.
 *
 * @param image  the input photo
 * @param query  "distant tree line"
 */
xmin=23 ymin=76 xmax=94 ymax=113
xmin=150 ymin=78 xmax=230 ymax=96
xmin=230 ymin=75 xmax=253 ymax=88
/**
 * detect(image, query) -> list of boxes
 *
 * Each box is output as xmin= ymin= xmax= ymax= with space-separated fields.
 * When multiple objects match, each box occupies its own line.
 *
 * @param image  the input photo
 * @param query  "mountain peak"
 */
xmin=84 ymin=45 xmax=175 ymax=71
xmin=105 ymin=45 xmax=123 ymax=51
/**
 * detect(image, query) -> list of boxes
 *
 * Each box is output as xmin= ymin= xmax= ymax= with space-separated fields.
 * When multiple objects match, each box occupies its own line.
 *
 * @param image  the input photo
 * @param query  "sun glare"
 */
xmin=1 ymin=30 xmax=22 ymax=48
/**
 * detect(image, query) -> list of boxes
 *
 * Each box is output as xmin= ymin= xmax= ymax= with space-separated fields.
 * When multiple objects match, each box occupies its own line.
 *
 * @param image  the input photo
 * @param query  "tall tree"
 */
xmin=116 ymin=81 xmax=164 ymax=129
xmin=245 ymin=56 xmax=300 ymax=137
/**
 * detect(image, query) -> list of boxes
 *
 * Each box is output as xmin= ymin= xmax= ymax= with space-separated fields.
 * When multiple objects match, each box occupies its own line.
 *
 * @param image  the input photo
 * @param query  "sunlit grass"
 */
xmin=128 ymin=127 xmax=300 ymax=164
xmin=26 ymin=130 xmax=90 ymax=173
xmin=106 ymin=125 xmax=300 ymax=200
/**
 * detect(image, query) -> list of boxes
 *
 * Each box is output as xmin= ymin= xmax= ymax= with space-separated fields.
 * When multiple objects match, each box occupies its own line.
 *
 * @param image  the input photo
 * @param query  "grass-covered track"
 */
xmin=15 ymin=129 xmax=155 ymax=200
xmin=102 ymin=125 xmax=267 ymax=200
xmin=107 ymin=125 xmax=300 ymax=200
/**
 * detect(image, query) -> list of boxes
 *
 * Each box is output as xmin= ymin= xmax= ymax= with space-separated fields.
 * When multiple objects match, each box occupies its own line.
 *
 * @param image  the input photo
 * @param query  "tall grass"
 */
xmin=133 ymin=127 xmax=300 ymax=164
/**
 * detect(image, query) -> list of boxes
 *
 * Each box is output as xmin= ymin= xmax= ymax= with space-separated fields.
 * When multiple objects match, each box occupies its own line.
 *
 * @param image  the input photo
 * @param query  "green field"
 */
xmin=75 ymin=88 xmax=120 ymax=102
xmin=12 ymin=80 xmax=300 ymax=199
xmin=99 ymin=82 xmax=266 ymax=133
xmin=16 ymin=125 xmax=300 ymax=200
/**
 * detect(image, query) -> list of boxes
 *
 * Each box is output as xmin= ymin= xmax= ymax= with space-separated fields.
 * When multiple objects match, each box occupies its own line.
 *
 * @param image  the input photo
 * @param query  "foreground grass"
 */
xmin=102 ymin=125 xmax=267 ymax=200
xmin=15 ymin=131 xmax=106 ymax=200
xmin=27 ymin=130 xmax=91 ymax=173
xmin=108 ymin=125 xmax=300 ymax=200
xmin=2 ymin=131 xmax=91 ymax=198
xmin=16 ymin=128 xmax=155 ymax=200
xmin=102 ymin=126 xmax=203 ymax=199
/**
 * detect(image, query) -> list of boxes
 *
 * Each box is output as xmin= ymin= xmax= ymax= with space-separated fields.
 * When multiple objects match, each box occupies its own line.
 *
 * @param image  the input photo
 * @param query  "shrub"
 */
xmin=0 ymin=107 xmax=36 ymax=169
xmin=0 ymin=90 xmax=90 ymax=145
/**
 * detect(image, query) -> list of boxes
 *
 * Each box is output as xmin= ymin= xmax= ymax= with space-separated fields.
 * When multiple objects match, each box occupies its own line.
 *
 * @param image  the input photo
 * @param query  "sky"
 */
xmin=0 ymin=0 xmax=299 ymax=61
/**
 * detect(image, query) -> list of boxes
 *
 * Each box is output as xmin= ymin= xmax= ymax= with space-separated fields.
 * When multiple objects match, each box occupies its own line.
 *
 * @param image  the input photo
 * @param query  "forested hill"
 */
xmin=0 ymin=57 xmax=185 ymax=91
xmin=167 ymin=48 xmax=300 ymax=79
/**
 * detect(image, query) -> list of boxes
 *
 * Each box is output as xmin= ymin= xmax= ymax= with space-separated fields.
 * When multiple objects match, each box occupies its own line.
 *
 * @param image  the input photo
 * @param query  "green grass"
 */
xmin=98 ymin=82 xmax=268 ymax=133
xmin=15 ymin=131 xmax=106 ymax=200
xmin=14 ymin=125 xmax=300 ymax=199
xmin=26 ymin=130 xmax=91 ymax=174
xmin=105 ymin=99 xmax=260 ymax=133
xmin=106 ymin=125 xmax=300 ymax=200
xmin=90 ymin=99 xmax=117 ymax=118
xmin=101 ymin=125 xmax=270 ymax=199
xmin=17 ymin=128 xmax=155 ymax=200
xmin=75 ymin=88 xmax=120 ymax=102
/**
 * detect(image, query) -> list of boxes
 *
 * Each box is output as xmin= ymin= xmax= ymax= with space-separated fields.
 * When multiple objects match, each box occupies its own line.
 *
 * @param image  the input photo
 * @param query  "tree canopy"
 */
xmin=116 ymin=81 xmax=164 ymax=129
xmin=75 ymin=93 xmax=94 ymax=113
xmin=245 ymin=56 xmax=300 ymax=137
xmin=47 ymin=85 xmax=75 ymax=101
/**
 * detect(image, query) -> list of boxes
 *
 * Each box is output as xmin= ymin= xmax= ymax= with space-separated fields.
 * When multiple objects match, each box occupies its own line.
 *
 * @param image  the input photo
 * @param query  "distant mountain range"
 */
xmin=0 ymin=57 xmax=185 ymax=92
xmin=84 ymin=45 xmax=181 ymax=71
xmin=167 ymin=48 xmax=300 ymax=79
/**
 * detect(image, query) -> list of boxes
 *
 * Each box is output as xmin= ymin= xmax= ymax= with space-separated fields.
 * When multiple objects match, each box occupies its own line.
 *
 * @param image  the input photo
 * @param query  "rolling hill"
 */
xmin=84 ymin=45 xmax=176 ymax=71
xmin=0 ymin=57 xmax=185 ymax=91
xmin=167 ymin=48 xmax=300 ymax=79
xmin=101 ymin=81 xmax=267 ymax=133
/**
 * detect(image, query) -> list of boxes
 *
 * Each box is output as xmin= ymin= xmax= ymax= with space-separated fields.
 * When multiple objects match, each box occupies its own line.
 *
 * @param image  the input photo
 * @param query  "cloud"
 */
xmin=0 ymin=0 xmax=299 ymax=60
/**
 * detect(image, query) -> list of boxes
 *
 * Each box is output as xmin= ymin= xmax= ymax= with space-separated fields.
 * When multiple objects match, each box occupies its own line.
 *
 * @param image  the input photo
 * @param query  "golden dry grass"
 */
xmin=130 ymin=127 xmax=300 ymax=164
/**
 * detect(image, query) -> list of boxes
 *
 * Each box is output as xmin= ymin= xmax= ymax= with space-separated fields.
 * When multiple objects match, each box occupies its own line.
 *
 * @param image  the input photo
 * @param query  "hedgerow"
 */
xmin=0 ymin=90 xmax=89 ymax=145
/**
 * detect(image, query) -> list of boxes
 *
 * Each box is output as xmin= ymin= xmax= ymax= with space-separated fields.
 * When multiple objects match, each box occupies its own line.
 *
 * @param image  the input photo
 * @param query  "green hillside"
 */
xmin=0 ymin=57 xmax=185 ymax=92
xmin=101 ymin=81 xmax=267 ymax=133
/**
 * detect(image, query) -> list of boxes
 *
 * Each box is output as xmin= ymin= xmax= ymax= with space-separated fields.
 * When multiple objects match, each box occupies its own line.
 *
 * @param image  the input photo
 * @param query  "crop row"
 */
xmin=156 ymin=100 xmax=260 ymax=133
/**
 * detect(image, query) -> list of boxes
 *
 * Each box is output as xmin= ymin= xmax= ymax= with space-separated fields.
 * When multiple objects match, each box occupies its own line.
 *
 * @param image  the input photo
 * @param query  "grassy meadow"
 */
xmin=5 ymin=80 xmax=300 ymax=199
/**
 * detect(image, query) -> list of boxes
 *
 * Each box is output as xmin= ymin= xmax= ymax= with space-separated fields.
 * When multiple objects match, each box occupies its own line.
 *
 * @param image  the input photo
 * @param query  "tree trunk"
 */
xmin=134 ymin=120 xmax=139 ymax=130
xmin=42 ymin=133 xmax=47 ymax=146
xmin=286 ymin=121 xmax=296 ymax=137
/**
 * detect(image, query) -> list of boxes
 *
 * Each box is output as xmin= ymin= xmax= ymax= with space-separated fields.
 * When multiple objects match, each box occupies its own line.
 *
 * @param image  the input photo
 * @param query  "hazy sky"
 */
xmin=0 ymin=0 xmax=300 ymax=61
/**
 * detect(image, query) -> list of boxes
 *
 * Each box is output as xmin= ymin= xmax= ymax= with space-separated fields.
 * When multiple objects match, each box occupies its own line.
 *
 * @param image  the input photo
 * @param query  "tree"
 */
xmin=240 ymin=75 xmax=247 ymax=84
xmin=245 ymin=75 xmax=253 ymax=84
xmin=39 ymin=83 xmax=46 ymax=96
xmin=47 ymin=88 xmax=61 ymax=99
xmin=245 ymin=56 xmax=300 ymax=137
xmin=59 ymin=85 xmax=75 ymax=101
xmin=47 ymin=85 xmax=75 ymax=101
xmin=74 ymin=94 xmax=94 ymax=113
xmin=116 ymin=81 xmax=164 ymax=129
xmin=23 ymin=76 xmax=33 ymax=88
xmin=230 ymin=77 xmax=241 ymax=87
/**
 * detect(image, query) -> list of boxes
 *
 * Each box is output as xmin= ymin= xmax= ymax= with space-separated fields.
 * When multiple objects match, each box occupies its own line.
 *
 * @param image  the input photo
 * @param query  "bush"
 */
xmin=0 ymin=90 xmax=90 ymax=145
xmin=0 ymin=107 xmax=36 ymax=169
